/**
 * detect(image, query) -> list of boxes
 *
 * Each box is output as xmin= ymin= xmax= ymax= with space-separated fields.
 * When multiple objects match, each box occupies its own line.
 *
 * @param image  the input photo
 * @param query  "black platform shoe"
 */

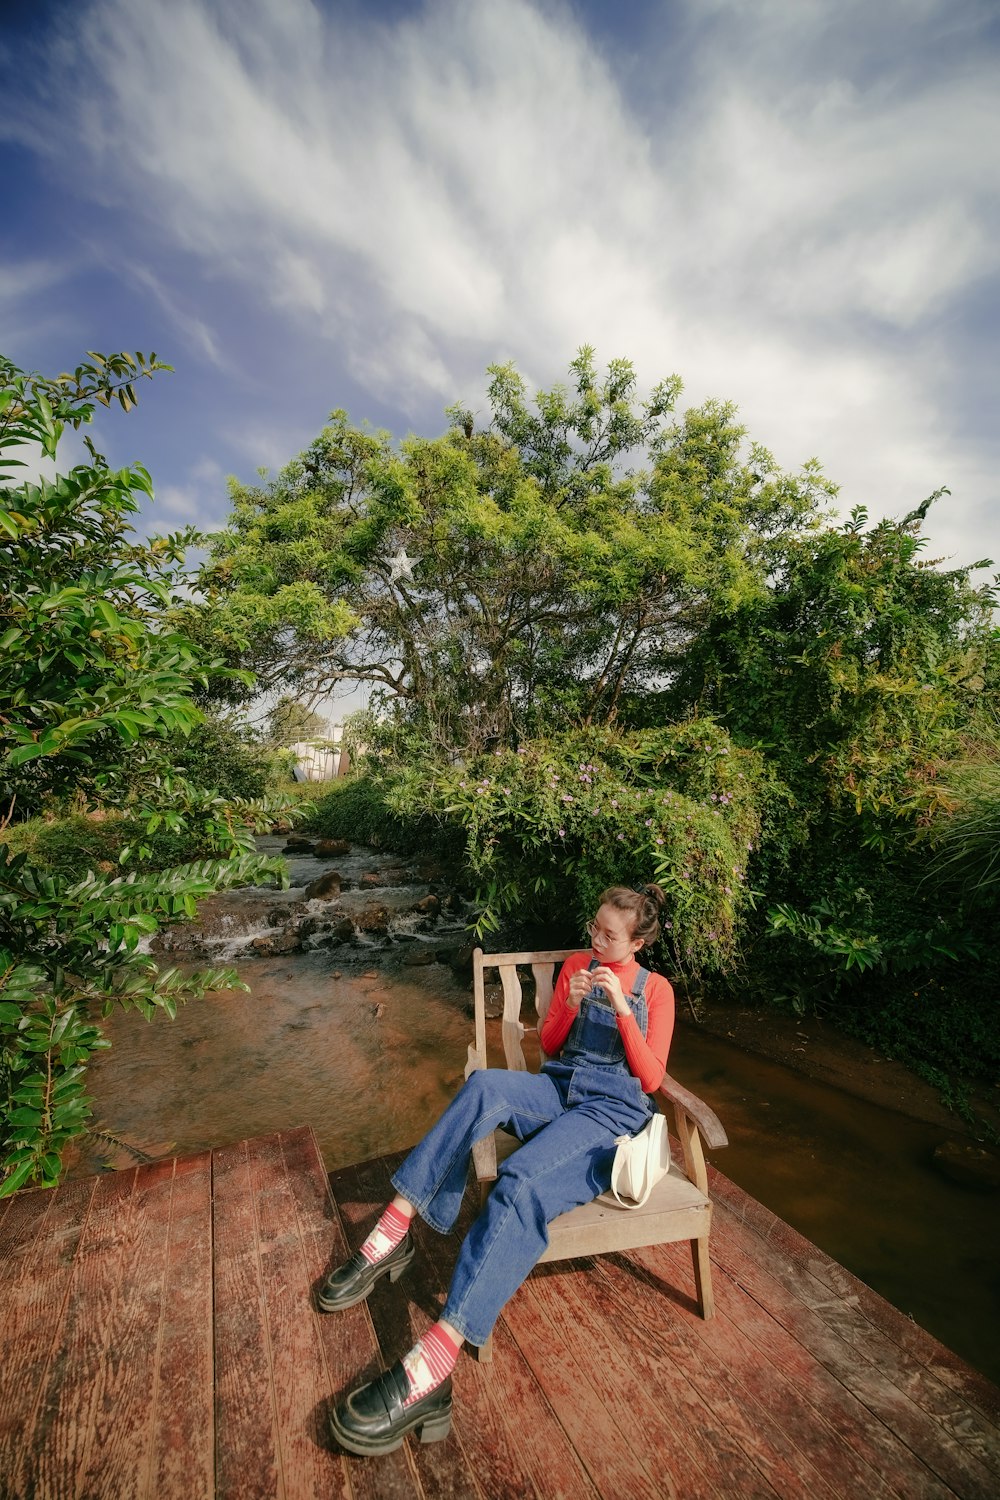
xmin=317 ymin=1232 xmax=415 ymax=1312
xmin=329 ymin=1362 xmax=453 ymax=1455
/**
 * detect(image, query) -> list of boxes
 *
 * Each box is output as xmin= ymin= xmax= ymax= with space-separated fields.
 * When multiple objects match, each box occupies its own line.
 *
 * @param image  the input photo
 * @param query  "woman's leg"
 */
xmin=390 ymin=1067 xmax=566 ymax=1233
xmin=439 ymin=1105 xmax=619 ymax=1346
xmin=319 ymin=1068 xmax=564 ymax=1314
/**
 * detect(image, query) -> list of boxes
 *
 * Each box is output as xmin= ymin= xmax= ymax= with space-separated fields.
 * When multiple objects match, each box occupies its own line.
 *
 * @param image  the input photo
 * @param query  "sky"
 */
xmin=2 ymin=0 xmax=999 ymax=719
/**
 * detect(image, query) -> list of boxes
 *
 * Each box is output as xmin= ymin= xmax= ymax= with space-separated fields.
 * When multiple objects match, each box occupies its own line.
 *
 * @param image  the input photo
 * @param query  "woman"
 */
xmin=323 ymin=883 xmax=675 ymax=1456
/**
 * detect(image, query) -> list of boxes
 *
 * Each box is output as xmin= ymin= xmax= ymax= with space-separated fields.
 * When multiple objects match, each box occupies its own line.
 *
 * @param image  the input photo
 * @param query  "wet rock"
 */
xmin=416 ymin=860 xmax=446 ymax=882
xmin=444 ymin=891 xmax=466 ymax=915
xmin=411 ymin=894 xmax=441 ymax=919
xmin=268 ymin=902 xmax=306 ymax=927
xmin=482 ymin=983 xmax=504 ymax=1020
xmin=304 ymin=871 xmax=343 ymax=901
xmin=321 ymin=916 xmax=355 ymax=944
xmin=359 ymin=867 xmax=410 ymax=890
xmin=270 ymin=820 xmax=292 ymax=835
xmin=283 ymin=835 xmax=316 ymax=853
xmin=446 ymin=944 xmax=476 ymax=977
xmin=251 ymin=931 xmax=302 ymax=956
xmin=354 ymin=904 xmax=391 ymax=936
xmin=315 ymin=837 xmax=351 ymax=858
xmin=403 ymin=948 xmax=437 ymax=966
xmin=932 ymin=1140 xmax=1000 ymax=1191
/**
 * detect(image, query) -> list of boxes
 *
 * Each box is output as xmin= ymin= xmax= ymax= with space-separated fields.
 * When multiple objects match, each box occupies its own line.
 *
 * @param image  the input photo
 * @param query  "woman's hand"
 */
xmin=590 ymin=965 xmax=629 ymax=1015
xmin=566 ymin=969 xmax=593 ymax=1010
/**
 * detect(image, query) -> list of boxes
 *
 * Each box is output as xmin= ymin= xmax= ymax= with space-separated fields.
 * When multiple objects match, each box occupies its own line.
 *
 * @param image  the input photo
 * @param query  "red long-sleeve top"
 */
xmin=538 ymin=951 xmax=675 ymax=1093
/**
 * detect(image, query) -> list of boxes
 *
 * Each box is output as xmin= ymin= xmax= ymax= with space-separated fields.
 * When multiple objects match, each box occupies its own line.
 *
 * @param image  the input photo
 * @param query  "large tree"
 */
xmin=196 ymin=350 xmax=824 ymax=751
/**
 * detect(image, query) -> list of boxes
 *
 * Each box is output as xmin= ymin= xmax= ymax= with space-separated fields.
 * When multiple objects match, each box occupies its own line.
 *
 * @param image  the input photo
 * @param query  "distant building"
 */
xmin=289 ymin=726 xmax=352 ymax=782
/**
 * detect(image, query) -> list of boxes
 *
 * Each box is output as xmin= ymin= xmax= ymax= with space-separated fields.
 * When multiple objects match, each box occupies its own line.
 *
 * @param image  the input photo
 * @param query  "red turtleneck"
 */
xmin=538 ymin=951 xmax=674 ymax=1093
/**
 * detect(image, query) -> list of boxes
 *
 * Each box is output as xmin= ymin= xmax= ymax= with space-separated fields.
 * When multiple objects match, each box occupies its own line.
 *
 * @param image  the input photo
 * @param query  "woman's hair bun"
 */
xmin=641 ymin=883 xmax=667 ymax=911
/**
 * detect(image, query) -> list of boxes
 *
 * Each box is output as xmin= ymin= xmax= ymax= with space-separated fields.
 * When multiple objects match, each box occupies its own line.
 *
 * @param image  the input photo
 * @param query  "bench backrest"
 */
xmin=471 ymin=948 xmax=577 ymax=1074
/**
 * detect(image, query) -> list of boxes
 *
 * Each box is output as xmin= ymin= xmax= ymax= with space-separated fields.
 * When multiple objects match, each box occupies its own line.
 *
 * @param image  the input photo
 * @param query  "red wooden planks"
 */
xmin=11 ymin=1165 xmax=168 ymax=1499
xmin=704 ymin=1199 xmax=1000 ymax=1499
xmin=280 ymin=1129 xmax=423 ymax=1500
xmin=0 ymin=1175 xmax=98 ymax=1489
xmin=147 ymin=1150 xmax=214 ymax=1500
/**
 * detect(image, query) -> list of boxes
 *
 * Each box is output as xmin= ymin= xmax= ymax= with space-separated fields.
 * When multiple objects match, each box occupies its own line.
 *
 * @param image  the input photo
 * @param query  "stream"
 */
xmin=72 ymin=836 xmax=1000 ymax=1387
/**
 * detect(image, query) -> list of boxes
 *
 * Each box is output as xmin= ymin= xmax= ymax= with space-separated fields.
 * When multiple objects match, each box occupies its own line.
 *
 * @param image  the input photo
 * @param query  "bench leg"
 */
xmin=472 ymin=1334 xmax=494 ymax=1363
xmin=691 ymin=1237 xmax=715 ymax=1320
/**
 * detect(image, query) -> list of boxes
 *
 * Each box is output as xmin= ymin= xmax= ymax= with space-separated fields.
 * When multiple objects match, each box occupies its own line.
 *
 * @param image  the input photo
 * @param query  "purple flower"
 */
xmin=558 ymin=828 xmax=566 ymax=837
xmin=654 ymin=837 xmax=664 ymax=845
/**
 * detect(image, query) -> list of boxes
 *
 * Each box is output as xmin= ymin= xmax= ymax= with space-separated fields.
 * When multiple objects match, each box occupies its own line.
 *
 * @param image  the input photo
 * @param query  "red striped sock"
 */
xmin=401 ymin=1323 xmax=462 ymax=1406
xmin=358 ymin=1202 xmax=411 ymax=1266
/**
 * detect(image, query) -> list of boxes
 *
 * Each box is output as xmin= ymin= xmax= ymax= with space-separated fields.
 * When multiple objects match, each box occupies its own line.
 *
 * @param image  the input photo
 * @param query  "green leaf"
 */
xmin=0 ymin=1159 xmax=36 ymax=1198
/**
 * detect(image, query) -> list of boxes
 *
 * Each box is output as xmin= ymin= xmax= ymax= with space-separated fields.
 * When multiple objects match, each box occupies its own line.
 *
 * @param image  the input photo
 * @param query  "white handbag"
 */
xmin=609 ymin=1111 xmax=671 ymax=1208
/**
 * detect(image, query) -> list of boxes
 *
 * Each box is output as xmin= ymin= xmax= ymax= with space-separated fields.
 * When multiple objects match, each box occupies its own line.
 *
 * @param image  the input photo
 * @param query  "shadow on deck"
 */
xmin=1 ymin=1126 xmax=998 ymax=1499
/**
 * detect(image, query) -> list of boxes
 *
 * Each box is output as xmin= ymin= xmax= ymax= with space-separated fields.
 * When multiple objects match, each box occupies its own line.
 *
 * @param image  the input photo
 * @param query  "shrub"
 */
xmin=385 ymin=720 xmax=765 ymax=975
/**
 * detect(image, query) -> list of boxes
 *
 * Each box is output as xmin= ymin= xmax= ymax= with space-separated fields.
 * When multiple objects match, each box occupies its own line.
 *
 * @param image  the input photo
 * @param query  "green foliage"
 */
xmin=263 ymin=695 xmax=328 ymax=749
xmin=0 ymin=351 xmax=286 ymax=1194
xmin=303 ymin=775 xmax=462 ymax=860
xmin=1 ymin=812 xmax=224 ymax=882
xmin=383 ymin=721 xmax=763 ymax=973
xmin=196 ymin=350 xmax=821 ymax=752
xmin=670 ymin=499 xmax=995 ymax=827
xmin=171 ymin=714 xmax=273 ymax=802
xmin=924 ymin=727 xmax=1000 ymax=904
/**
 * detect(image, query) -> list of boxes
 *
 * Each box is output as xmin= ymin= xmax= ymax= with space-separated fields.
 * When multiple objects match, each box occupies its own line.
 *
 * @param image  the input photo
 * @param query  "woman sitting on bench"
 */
xmin=322 ymin=882 xmax=675 ymax=1457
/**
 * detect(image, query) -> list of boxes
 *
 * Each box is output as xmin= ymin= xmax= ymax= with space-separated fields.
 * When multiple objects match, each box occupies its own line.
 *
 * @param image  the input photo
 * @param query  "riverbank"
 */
xmin=686 ymin=990 xmax=1000 ymax=1141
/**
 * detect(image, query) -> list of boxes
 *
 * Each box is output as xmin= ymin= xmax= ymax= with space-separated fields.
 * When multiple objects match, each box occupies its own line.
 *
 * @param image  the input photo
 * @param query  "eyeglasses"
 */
xmin=585 ymin=919 xmax=632 ymax=949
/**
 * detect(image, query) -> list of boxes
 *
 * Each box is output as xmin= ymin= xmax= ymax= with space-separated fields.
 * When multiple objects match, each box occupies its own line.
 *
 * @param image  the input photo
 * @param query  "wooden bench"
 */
xmin=468 ymin=948 xmax=728 ymax=1357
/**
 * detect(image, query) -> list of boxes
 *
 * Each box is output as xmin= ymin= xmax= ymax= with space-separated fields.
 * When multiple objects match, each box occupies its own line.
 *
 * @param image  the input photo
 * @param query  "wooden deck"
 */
xmin=1 ymin=1127 xmax=998 ymax=1500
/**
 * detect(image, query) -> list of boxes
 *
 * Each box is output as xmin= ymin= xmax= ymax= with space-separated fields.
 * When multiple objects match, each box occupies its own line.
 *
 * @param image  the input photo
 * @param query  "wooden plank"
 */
xmin=212 ymin=1137 xmax=283 ymax=1499
xmin=592 ymin=1249 xmax=885 ymax=1500
xmin=478 ymin=950 xmax=575 ymax=968
xmin=311 ymin=1148 xmax=424 ymax=1500
xmin=709 ymin=1165 xmax=1000 ymax=1429
xmin=0 ymin=1175 xmax=98 ymax=1486
xmin=706 ymin=1198 xmax=1000 ymax=1496
xmin=644 ymin=1230 xmax=959 ymax=1500
xmin=73 ymin=1160 xmax=184 ymax=1500
xmin=246 ymin=1130 xmax=352 ymax=1500
xmin=624 ymin=1238 xmax=919 ymax=1500
xmin=276 ymin=1130 xmax=372 ymax=1500
xmin=148 ymin=1150 xmax=215 ymax=1500
xmin=12 ymin=1166 xmax=152 ymax=1500
xmin=517 ymin=1259 xmax=779 ymax=1499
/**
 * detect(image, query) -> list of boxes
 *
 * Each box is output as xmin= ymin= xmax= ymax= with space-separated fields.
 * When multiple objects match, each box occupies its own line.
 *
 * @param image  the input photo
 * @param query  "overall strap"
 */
xmin=630 ymin=965 xmax=651 ymax=998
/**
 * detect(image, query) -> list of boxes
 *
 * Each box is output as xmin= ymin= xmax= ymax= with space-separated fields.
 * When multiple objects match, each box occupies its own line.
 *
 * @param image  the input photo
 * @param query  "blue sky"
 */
xmin=3 ymin=0 xmax=998 ymax=627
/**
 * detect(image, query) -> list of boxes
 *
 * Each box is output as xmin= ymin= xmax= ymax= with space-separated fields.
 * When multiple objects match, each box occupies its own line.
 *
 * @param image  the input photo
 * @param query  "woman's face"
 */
xmin=586 ymin=902 xmax=642 ymax=962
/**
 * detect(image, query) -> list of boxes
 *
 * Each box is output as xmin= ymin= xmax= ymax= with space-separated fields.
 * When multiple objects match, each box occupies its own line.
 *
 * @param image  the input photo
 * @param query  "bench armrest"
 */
xmin=657 ymin=1073 xmax=728 ymax=1151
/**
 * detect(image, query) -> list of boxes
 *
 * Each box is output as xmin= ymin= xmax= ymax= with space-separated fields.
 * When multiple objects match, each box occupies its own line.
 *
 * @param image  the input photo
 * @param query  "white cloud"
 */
xmin=8 ymin=0 xmax=999 ymax=566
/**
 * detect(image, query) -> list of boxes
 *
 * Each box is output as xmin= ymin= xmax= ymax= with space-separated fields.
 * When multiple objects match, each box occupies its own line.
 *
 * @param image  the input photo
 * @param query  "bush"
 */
xmin=2 ymin=813 xmax=226 ymax=881
xmin=384 ymin=720 xmax=766 ymax=975
xmin=171 ymin=715 xmax=273 ymax=801
xmin=303 ymin=775 xmax=463 ymax=860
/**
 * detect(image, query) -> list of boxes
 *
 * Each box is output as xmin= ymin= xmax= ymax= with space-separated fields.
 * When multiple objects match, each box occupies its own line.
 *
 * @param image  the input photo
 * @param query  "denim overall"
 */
xmin=391 ymin=960 xmax=655 ymax=1346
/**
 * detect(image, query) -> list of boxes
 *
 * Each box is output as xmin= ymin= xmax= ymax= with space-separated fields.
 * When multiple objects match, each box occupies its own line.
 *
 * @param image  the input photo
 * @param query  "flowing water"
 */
xmin=73 ymin=839 xmax=1000 ymax=1386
